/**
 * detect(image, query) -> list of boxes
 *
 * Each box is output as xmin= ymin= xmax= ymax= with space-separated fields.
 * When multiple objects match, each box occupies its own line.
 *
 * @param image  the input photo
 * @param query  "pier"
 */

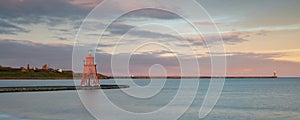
xmin=0 ymin=85 xmax=129 ymax=93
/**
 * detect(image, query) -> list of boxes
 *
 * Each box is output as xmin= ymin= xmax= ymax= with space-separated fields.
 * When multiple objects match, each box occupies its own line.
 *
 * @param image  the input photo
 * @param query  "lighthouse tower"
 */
xmin=81 ymin=52 xmax=100 ymax=86
xmin=273 ymin=71 xmax=277 ymax=78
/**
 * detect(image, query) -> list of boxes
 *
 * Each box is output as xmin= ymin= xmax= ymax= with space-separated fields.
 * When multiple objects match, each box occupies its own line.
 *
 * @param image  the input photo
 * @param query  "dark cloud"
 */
xmin=48 ymin=27 xmax=77 ymax=41
xmin=107 ymin=23 xmax=134 ymax=35
xmin=0 ymin=20 xmax=29 ymax=34
xmin=1 ymin=39 xmax=299 ymax=76
xmin=0 ymin=39 xmax=184 ymax=75
xmin=106 ymin=23 xmax=183 ymax=40
xmin=96 ymin=43 xmax=116 ymax=47
xmin=186 ymin=34 xmax=246 ymax=47
xmin=219 ymin=30 xmax=271 ymax=44
xmin=52 ymin=36 xmax=69 ymax=41
xmin=48 ymin=28 xmax=71 ymax=33
xmin=220 ymin=33 xmax=248 ymax=45
xmin=0 ymin=0 xmax=89 ymax=20
xmin=0 ymin=0 xmax=89 ymax=34
xmin=139 ymin=50 xmax=177 ymax=55
xmin=68 ymin=0 xmax=103 ymax=9
xmin=128 ymin=30 xmax=181 ymax=40
xmin=193 ymin=21 xmax=224 ymax=25
xmin=125 ymin=8 xmax=181 ymax=20
xmin=96 ymin=8 xmax=183 ymax=39
xmin=0 ymin=1 xmax=181 ymax=35
xmin=105 ymin=22 xmax=250 ymax=48
xmin=0 ymin=39 xmax=73 ymax=69
xmin=185 ymin=30 xmax=271 ymax=47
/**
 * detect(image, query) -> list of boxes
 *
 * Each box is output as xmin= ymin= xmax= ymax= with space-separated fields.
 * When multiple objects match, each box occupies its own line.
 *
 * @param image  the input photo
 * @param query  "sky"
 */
xmin=0 ymin=0 xmax=300 ymax=77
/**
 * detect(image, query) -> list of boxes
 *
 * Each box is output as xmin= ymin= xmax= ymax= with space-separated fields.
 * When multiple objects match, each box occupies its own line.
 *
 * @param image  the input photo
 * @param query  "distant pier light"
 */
xmin=273 ymin=71 xmax=277 ymax=78
xmin=81 ymin=51 xmax=100 ymax=86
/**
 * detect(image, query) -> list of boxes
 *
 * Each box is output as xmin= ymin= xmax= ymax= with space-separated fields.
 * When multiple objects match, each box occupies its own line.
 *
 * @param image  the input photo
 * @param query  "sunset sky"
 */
xmin=0 ymin=0 xmax=300 ymax=77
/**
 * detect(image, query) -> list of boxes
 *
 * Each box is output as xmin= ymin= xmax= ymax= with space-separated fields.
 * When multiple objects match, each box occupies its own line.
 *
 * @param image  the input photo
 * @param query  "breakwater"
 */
xmin=0 ymin=85 xmax=129 ymax=93
xmin=110 ymin=76 xmax=278 ymax=79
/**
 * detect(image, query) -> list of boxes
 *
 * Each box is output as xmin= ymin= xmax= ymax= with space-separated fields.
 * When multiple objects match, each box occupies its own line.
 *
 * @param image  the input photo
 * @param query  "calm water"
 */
xmin=0 ymin=78 xmax=299 ymax=120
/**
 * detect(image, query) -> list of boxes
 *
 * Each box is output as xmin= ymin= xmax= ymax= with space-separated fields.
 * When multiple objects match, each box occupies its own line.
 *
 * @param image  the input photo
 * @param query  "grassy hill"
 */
xmin=0 ymin=67 xmax=108 ymax=79
xmin=0 ymin=67 xmax=73 ymax=79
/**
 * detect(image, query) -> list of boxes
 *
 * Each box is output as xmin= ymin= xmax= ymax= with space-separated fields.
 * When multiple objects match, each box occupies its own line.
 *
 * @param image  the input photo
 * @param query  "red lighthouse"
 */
xmin=81 ymin=52 xmax=100 ymax=86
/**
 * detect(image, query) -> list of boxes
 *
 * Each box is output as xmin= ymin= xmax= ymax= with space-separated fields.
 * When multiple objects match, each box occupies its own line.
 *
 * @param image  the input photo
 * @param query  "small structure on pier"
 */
xmin=273 ymin=71 xmax=277 ymax=78
xmin=81 ymin=51 xmax=100 ymax=86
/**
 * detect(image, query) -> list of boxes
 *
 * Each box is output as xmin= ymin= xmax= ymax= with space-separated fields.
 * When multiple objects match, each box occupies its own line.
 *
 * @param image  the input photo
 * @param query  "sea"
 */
xmin=0 ymin=78 xmax=299 ymax=120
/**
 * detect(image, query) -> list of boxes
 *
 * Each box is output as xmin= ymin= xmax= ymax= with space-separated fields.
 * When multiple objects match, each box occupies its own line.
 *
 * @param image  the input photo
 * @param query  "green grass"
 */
xmin=0 ymin=68 xmax=73 ymax=79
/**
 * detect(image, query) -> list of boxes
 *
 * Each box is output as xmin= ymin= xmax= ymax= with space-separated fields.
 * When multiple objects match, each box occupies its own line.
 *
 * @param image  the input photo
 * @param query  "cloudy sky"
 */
xmin=0 ymin=0 xmax=300 ymax=77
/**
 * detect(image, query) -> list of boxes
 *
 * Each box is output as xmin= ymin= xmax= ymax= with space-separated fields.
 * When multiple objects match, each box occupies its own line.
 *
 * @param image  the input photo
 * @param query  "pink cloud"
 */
xmin=183 ymin=29 xmax=272 ymax=45
xmin=68 ymin=0 xmax=102 ymax=9
xmin=255 ymin=30 xmax=271 ymax=36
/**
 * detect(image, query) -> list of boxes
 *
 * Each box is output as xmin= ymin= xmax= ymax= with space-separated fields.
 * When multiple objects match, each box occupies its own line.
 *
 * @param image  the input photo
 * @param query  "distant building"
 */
xmin=57 ymin=69 xmax=63 ymax=73
xmin=20 ymin=67 xmax=27 ymax=72
xmin=27 ymin=64 xmax=30 ymax=70
xmin=42 ymin=64 xmax=48 ymax=70
xmin=33 ymin=67 xmax=38 ymax=72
